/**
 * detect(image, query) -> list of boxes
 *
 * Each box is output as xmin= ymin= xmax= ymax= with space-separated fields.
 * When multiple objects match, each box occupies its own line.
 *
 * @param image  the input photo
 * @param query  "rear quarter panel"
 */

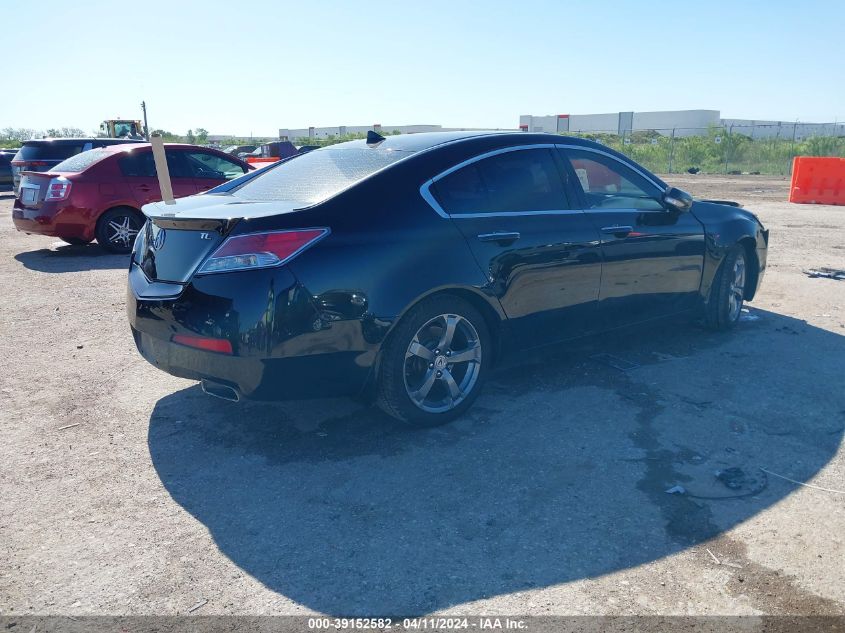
xmin=87 ymin=157 xmax=140 ymax=214
xmin=228 ymin=152 xmax=505 ymax=349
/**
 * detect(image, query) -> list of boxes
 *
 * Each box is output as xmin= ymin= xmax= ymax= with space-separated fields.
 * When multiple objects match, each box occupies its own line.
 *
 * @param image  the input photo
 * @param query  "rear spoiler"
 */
xmin=147 ymin=217 xmax=238 ymax=233
xmin=142 ymin=207 xmax=238 ymax=233
xmin=142 ymin=202 xmax=240 ymax=233
xmin=20 ymin=170 xmax=59 ymax=177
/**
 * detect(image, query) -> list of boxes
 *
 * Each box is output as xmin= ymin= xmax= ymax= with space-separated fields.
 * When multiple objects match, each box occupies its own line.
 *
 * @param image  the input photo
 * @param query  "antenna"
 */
xmin=141 ymin=101 xmax=150 ymax=140
xmin=367 ymin=130 xmax=386 ymax=145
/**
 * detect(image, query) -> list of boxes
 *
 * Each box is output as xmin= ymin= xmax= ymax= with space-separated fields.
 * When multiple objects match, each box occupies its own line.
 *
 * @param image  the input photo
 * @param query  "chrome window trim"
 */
xmin=419 ymin=144 xmax=574 ymax=219
xmin=447 ymin=209 xmax=582 ymax=219
xmin=233 ymin=131 xmax=516 ymax=209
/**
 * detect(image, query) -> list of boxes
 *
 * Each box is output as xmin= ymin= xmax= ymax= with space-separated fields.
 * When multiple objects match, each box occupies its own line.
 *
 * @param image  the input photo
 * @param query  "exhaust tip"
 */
xmin=201 ymin=379 xmax=240 ymax=402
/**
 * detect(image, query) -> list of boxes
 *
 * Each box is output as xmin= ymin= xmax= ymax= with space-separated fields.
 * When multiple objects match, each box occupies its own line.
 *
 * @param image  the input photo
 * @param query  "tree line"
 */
xmin=0 ymin=126 xmax=220 ymax=148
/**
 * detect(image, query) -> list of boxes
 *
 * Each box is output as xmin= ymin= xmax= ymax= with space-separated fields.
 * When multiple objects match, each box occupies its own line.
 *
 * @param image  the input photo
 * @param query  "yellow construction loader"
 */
xmin=99 ymin=119 xmax=145 ymax=139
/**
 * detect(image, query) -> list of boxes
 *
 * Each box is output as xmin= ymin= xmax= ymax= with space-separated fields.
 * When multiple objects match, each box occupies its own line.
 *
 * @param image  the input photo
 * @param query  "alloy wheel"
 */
xmin=403 ymin=313 xmax=482 ymax=414
xmin=728 ymin=252 xmax=746 ymax=321
xmin=108 ymin=214 xmax=141 ymax=248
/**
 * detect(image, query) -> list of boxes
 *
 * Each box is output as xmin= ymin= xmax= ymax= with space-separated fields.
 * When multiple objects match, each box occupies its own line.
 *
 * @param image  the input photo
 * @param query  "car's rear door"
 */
xmin=424 ymin=145 xmax=603 ymax=346
xmin=558 ymin=146 xmax=705 ymax=328
xmin=119 ymin=149 xmax=197 ymax=205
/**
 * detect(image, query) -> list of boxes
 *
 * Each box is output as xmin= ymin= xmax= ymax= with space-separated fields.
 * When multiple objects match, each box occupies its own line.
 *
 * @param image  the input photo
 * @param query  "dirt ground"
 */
xmin=1 ymin=175 xmax=844 ymax=618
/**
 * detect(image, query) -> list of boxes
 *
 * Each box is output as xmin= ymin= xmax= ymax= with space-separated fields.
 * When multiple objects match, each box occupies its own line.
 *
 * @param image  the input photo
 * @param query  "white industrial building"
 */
xmin=274 ymin=111 xmax=843 ymax=142
xmin=278 ymin=123 xmax=511 ymax=141
xmin=519 ymin=110 xmax=845 ymax=139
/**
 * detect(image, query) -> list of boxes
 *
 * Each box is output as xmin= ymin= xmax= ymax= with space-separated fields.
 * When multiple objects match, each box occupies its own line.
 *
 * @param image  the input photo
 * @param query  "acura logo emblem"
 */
xmin=152 ymin=228 xmax=166 ymax=250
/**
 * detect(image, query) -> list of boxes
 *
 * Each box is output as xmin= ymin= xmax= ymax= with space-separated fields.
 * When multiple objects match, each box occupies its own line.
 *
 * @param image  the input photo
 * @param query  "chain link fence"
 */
xmin=562 ymin=124 xmax=845 ymax=176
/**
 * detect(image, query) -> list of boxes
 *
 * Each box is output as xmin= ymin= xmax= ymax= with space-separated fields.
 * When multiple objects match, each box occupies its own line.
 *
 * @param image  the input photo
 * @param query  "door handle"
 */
xmin=477 ymin=231 xmax=521 ymax=244
xmin=138 ymin=185 xmax=152 ymax=192
xmin=600 ymin=225 xmax=633 ymax=237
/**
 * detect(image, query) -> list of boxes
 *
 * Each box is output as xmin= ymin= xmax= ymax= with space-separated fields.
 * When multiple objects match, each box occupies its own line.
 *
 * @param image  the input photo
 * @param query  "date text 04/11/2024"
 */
xmin=307 ymin=617 xmax=528 ymax=630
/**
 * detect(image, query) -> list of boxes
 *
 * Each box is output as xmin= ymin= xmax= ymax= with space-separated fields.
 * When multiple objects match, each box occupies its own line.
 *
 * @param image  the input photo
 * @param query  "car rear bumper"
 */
xmin=127 ymin=263 xmax=378 ymax=401
xmin=12 ymin=201 xmax=95 ymax=241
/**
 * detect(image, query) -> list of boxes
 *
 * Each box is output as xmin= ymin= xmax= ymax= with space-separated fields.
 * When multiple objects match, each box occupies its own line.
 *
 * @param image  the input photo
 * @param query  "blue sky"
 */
xmin=4 ymin=0 xmax=844 ymax=136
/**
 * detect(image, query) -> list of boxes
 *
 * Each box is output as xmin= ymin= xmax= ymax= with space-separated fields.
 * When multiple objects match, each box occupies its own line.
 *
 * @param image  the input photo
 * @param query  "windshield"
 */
xmin=231 ymin=146 xmax=411 ymax=205
xmin=52 ymin=148 xmax=111 ymax=173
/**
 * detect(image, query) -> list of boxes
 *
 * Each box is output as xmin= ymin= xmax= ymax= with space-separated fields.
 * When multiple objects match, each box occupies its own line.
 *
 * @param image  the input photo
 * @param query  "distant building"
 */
xmin=519 ymin=110 xmax=845 ymax=139
xmin=277 ymin=123 xmax=515 ymax=141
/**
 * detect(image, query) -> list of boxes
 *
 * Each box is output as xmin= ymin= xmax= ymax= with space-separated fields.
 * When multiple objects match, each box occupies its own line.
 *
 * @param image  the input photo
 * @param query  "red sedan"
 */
xmin=12 ymin=143 xmax=253 ymax=253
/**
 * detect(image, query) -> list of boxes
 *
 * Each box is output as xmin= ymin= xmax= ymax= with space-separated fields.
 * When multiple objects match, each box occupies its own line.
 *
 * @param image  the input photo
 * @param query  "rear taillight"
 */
xmin=198 ymin=228 xmax=329 ymax=274
xmin=45 ymin=177 xmax=72 ymax=201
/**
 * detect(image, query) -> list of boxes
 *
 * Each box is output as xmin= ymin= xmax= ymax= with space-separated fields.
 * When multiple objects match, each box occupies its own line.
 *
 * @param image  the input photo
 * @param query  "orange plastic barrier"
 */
xmin=789 ymin=156 xmax=845 ymax=205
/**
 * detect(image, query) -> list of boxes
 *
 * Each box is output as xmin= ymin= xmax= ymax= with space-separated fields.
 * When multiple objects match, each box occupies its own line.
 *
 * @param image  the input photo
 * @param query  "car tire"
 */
xmin=377 ymin=295 xmax=492 ymax=427
xmin=95 ymin=207 xmax=143 ymax=254
xmin=59 ymin=237 xmax=91 ymax=246
xmin=704 ymin=245 xmax=748 ymax=330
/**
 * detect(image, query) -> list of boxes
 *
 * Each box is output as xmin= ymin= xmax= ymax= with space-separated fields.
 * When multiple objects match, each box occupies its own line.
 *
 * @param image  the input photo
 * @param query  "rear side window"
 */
xmin=432 ymin=148 xmax=569 ymax=214
xmin=119 ymin=152 xmax=156 ymax=177
xmin=119 ymin=150 xmax=191 ymax=178
xmin=185 ymin=152 xmax=246 ymax=180
xmin=16 ymin=142 xmax=85 ymax=161
xmin=52 ymin=149 xmax=111 ymax=173
xmin=231 ymin=147 xmax=409 ymax=205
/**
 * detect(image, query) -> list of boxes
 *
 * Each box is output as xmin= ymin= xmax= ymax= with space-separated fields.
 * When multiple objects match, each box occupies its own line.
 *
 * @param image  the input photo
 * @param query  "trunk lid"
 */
xmin=18 ymin=171 xmax=62 ymax=209
xmin=135 ymin=216 xmax=230 ymax=284
xmin=137 ymin=195 xmax=304 ymax=283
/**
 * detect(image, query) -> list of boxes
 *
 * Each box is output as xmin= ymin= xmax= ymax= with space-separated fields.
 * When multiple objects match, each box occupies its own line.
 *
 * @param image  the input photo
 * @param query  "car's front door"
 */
xmin=559 ymin=147 xmax=705 ymax=328
xmin=183 ymin=151 xmax=249 ymax=192
xmin=424 ymin=145 xmax=603 ymax=347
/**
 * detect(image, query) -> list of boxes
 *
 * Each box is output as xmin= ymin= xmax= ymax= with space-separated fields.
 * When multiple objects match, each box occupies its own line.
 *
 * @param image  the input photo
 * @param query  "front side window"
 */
xmin=432 ymin=148 xmax=568 ymax=215
xmin=563 ymin=149 xmax=664 ymax=211
xmin=186 ymin=152 xmax=246 ymax=180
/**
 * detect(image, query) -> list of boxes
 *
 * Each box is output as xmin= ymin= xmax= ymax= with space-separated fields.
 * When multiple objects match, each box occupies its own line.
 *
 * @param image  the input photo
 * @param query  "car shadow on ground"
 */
xmin=14 ymin=244 xmax=128 ymax=272
xmin=148 ymin=309 xmax=845 ymax=615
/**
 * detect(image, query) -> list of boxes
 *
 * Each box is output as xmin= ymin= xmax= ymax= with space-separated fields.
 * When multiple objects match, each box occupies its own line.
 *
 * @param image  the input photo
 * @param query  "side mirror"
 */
xmin=663 ymin=186 xmax=693 ymax=212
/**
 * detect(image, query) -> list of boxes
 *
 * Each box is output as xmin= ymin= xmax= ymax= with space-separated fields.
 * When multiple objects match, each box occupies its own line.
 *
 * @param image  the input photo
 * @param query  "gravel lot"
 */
xmin=1 ymin=175 xmax=844 ymax=618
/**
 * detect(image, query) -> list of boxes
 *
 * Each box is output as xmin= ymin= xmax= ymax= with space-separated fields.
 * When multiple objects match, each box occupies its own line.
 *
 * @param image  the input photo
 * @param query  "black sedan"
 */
xmin=128 ymin=131 xmax=768 ymax=426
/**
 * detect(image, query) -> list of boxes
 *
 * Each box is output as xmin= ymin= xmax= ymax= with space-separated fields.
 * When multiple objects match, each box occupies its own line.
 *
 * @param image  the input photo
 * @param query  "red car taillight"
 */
xmin=198 ymin=228 xmax=329 ymax=274
xmin=13 ymin=160 xmax=49 ymax=167
xmin=45 ymin=177 xmax=72 ymax=201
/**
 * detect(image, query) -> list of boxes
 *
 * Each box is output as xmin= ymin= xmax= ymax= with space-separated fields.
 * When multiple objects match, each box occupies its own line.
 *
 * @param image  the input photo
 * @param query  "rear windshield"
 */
xmin=16 ymin=142 xmax=86 ymax=161
xmin=52 ymin=148 xmax=111 ymax=173
xmin=231 ymin=147 xmax=411 ymax=205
